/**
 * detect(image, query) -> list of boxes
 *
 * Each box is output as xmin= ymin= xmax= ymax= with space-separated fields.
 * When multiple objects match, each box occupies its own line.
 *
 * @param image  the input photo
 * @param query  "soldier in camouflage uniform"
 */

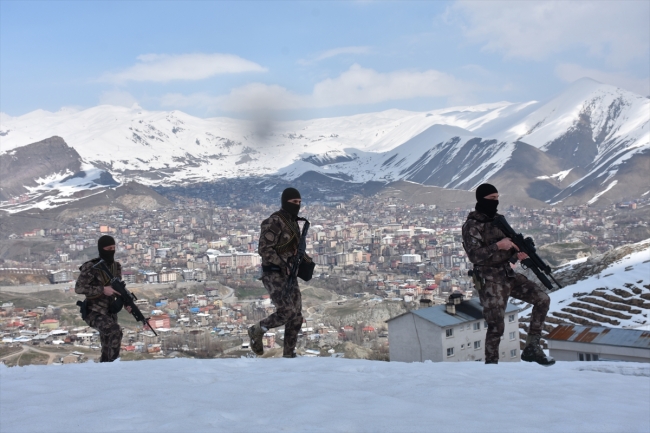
xmin=462 ymin=184 xmax=554 ymax=366
xmin=75 ymin=235 xmax=129 ymax=362
xmin=248 ymin=188 xmax=305 ymax=358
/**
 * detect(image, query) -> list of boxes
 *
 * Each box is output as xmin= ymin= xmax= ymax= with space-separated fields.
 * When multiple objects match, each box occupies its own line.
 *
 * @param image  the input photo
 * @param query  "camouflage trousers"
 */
xmin=260 ymin=272 xmax=303 ymax=357
xmin=477 ymin=271 xmax=550 ymax=363
xmin=86 ymin=312 xmax=123 ymax=362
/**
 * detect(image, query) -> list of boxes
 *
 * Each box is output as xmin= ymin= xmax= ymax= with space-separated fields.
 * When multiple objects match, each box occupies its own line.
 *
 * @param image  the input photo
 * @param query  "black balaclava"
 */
xmin=97 ymin=235 xmax=116 ymax=264
xmin=475 ymin=183 xmax=499 ymax=218
xmin=281 ymin=187 xmax=301 ymax=218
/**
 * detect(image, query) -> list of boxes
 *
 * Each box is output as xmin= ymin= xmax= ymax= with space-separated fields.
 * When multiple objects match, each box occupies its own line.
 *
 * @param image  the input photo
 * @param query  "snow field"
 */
xmin=1 ymin=357 xmax=649 ymax=433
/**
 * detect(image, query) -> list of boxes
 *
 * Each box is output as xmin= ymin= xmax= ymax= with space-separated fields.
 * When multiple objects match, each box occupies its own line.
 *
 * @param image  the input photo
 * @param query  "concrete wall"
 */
xmin=388 ymin=314 xmax=442 ymax=363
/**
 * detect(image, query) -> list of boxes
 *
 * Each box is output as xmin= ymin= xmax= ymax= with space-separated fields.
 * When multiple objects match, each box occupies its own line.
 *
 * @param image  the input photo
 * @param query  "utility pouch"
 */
xmin=468 ymin=269 xmax=485 ymax=291
xmin=76 ymin=300 xmax=89 ymax=321
xmin=298 ymin=255 xmax=315 ymax=281
xmin=109 ymin=297 xmax=124 ymax=314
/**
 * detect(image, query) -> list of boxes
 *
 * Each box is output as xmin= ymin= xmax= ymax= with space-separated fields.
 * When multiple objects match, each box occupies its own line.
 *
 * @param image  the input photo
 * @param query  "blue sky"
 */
xmin=1 ymin=1 xmax=648 ymax=119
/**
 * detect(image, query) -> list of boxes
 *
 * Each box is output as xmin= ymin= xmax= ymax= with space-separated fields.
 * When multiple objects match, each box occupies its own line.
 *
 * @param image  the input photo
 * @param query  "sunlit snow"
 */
xmin=1 ymin=357 xmax=648 ymax=433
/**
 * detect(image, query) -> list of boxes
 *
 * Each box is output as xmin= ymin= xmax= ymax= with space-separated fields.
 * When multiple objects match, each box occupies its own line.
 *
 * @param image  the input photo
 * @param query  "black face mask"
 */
xmin=475 ymin=198 xmax=499 ymax=218
xmin=282 ymin=202 xmax=300 ymax=218
xmin=99 ymin=249 xmax=115 ymax=264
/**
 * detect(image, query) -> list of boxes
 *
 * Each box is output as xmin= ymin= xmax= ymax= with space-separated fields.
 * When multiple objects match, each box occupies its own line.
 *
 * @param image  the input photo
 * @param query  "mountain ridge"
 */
xmin=1 ymin=79 xmax=647 ymax=211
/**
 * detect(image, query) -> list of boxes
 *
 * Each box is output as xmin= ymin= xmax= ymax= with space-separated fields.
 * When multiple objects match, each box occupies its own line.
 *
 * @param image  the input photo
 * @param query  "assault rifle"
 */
xmin=93 ymin=260 xmax=158 ymax=336
xmin=492 ymin=215 xmax=562 ymax=291
xmin=284 ymin=217 xmax=314 ymax=300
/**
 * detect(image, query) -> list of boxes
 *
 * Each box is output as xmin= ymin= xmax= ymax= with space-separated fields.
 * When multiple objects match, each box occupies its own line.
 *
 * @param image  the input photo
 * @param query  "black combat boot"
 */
xmin=521 ymin=334 xmax=555 ymax=366
xmin=248 ymin=323 xmax=266 ymax=356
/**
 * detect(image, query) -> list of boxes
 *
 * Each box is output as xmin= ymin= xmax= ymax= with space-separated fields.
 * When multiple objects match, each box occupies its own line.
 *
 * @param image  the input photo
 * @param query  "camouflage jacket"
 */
xmin=74 ymin=258 xmax=122 ymax=315
xmin=462 ymin=211 xmax=517 ymax=278
xmin=258 ymin=209 xmax=301 ymax=270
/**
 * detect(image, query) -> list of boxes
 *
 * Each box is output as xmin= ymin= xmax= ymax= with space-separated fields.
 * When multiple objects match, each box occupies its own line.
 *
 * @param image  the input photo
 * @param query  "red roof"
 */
xmin=41 ymin=319 xmax=59 ymax=324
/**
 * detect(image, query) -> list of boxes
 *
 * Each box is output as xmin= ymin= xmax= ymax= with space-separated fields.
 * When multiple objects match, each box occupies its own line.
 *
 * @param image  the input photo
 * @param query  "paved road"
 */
xmin=0 ymin=345 xmax=27 ymax=360
xmin=0 ymin=279 xmax=229 ymax=294
xmin=0 ymin=345 xmax=58 ymax=365
xmin=23 ymin=345 xmax=58 ymax=365
xmin=0 ymin=284 xmax=71 ymax=294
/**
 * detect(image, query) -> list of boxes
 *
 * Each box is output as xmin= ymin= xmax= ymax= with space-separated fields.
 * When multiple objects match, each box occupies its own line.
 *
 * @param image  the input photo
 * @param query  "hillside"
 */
xmin=519 ymin=239 xmax=650 ymax=337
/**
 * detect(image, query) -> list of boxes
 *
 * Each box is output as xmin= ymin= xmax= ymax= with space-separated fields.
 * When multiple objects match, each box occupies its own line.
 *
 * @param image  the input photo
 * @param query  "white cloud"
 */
xmin=299 ymin=46 xmax=371 ymax=65
xmin=102 ymin=53 xmax=267 ymax=83
xmin=555 ymin=64 xmax=650 ymax=96
xmin=452 ymin=1 xmax=650 ymax=65
xmin=160 ymin=64 xmax=473 ymax=113
xmin=99 ymin=90 xmax=139 ymax=107
xmin=209 ymin=64 xmax=472 ymax=112
xmin=311 ymin=64 xmax=469 ymax=107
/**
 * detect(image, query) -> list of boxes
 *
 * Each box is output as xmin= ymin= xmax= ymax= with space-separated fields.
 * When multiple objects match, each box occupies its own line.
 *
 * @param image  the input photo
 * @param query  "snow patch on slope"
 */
xmin=539 ymin=239 xmax=650 ymax=329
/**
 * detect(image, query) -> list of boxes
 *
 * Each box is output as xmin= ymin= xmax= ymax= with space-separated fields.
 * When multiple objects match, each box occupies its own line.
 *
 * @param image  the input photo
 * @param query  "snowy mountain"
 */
xmin=1 ymin=79 xmax=647 ymax=212
xmin=1 ymin=357 xmax=648 ymax=433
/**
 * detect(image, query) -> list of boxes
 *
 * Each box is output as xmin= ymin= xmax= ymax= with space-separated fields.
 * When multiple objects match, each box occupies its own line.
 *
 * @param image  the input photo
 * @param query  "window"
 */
xmin=510 ymin=349 xmax=517 ymax=358
xmin=474 ymin=341 xmax=481 ymax=349
xmin=446 ymin=328 xmax=453 ymax=337
xmin=509 ymin=331 xmax=516 ymax=340
xmin=447 ymin=347 xmax=454 ymax=357
xmin=501 ymin=351 xmax=505 ymax=358
xmin=578 ymin=353 xmax=599 ymax=361
xmin=461 ymin=344 xmax=465 ymax=349
xmin=484 ymin=321 xmax=488 ymax=328
xmin=508 ymin=314 xmax=515 ymax=323
xmin=473 ymin=322 xmax=481 ymax=331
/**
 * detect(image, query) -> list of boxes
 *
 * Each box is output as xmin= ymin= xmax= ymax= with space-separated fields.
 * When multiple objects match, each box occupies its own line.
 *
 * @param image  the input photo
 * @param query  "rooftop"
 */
xmin=547 ymin=324 xmax=650 ymax=349
xmin=386 ymin=298 xmax=519 ymax=328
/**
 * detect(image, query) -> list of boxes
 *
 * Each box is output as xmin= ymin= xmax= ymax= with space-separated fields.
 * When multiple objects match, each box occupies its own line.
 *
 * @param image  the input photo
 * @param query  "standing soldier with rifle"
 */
xmin=75 ymin=235 xmax=130 ymax=362
xmin=462 ymin=184 xmax=556 ymax=366
xmin=249 ymin=187 xmax=313 ymax=358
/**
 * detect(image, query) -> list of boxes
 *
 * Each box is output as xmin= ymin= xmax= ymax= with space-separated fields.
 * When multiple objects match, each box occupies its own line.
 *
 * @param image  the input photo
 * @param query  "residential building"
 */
xmin=48 ymin=270 xmax=74 ymax=284
xmin=386 ymin=297 xmax=520 ymax=363
xmin=401 ymin=254 xmax=422 ymax=264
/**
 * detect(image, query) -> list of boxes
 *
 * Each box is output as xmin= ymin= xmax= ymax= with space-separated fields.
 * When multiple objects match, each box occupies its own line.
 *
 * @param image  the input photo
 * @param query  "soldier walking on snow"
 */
xmin=75 ymin=235 xmax=130 ymax=362
xmin=248 ymin=188 xmax=305 ymax=358
xmin=462 ymin=184 xmax=555 ymax=366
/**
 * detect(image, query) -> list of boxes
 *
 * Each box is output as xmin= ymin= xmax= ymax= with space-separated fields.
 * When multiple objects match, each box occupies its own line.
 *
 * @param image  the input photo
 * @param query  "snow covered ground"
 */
xmin=1 ymin=357 xmax=649 ymax=433
xmin=542 ymin=239 xmax=650 ymax=329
